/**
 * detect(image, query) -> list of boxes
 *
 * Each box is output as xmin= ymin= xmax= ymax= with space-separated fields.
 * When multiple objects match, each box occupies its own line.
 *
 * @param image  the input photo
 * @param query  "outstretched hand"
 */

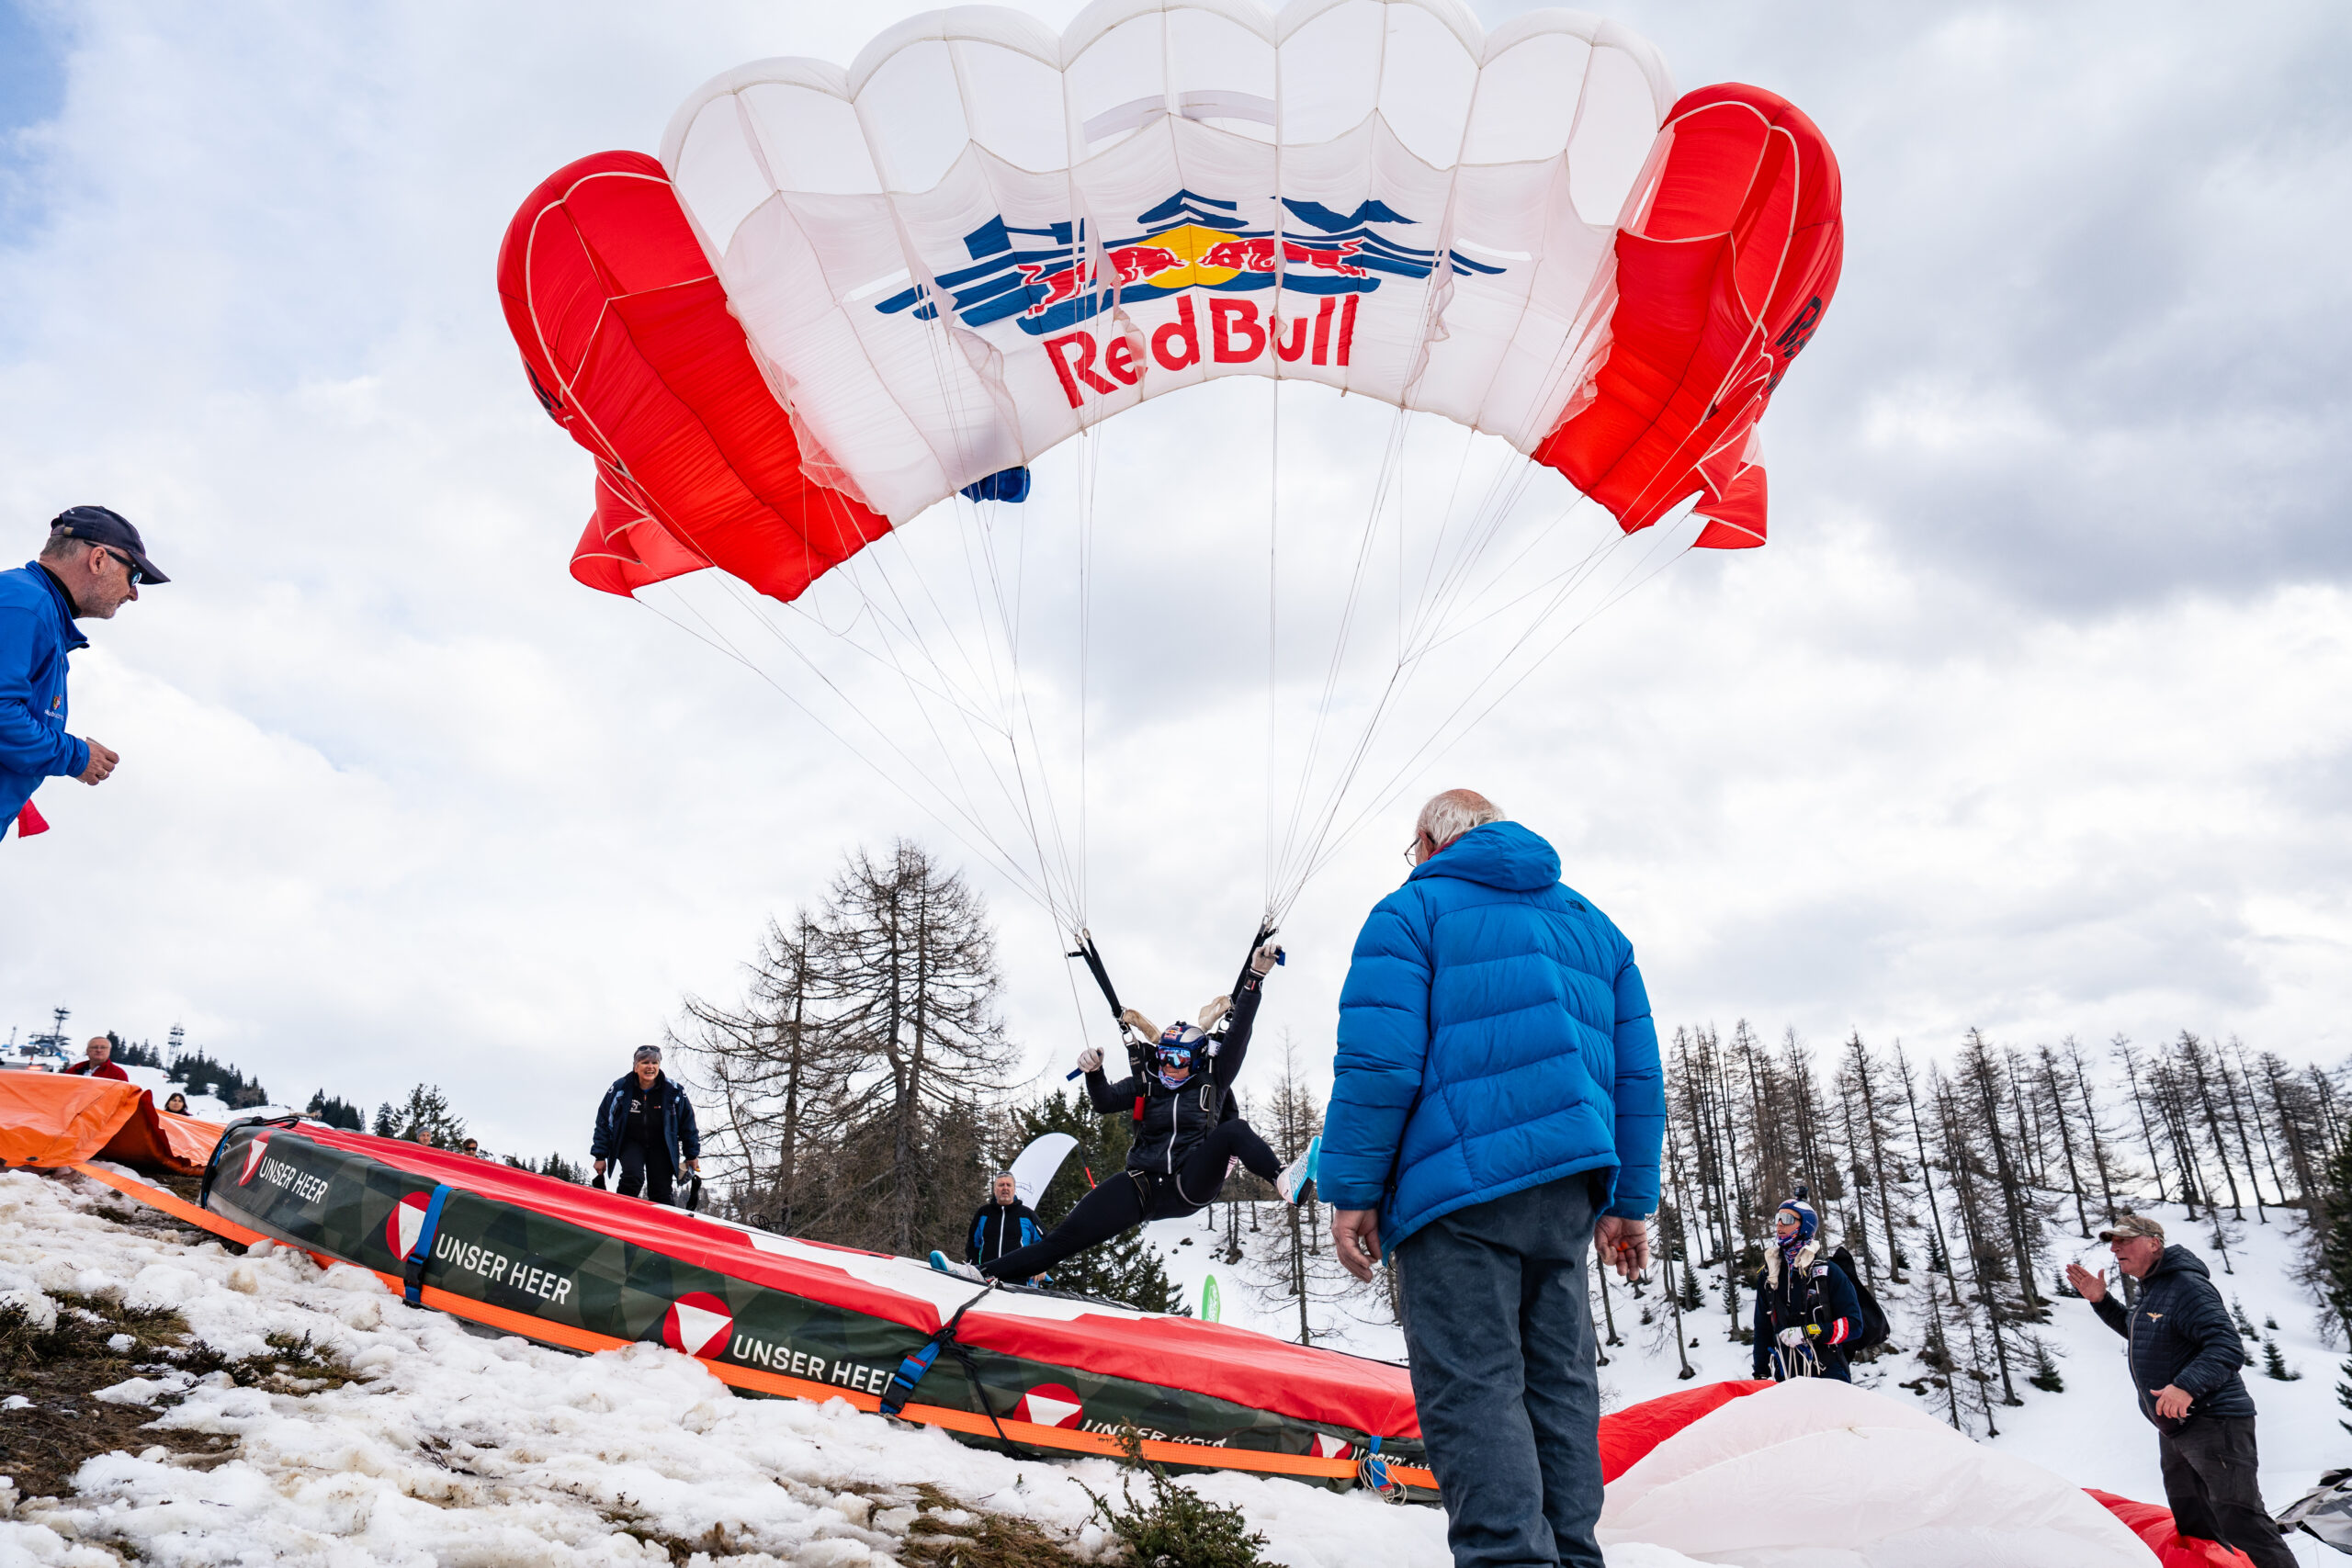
xmin=1250 ymin=942 xmax=1283 ymax=976
xmin=2064 ymin=1261 xmax=2108 ymax=1303
xmin=1593 ymin=1215 xmax=1650 ymax=1281
xmin=1332 ymin=1209 xmax=1382 ymax=1282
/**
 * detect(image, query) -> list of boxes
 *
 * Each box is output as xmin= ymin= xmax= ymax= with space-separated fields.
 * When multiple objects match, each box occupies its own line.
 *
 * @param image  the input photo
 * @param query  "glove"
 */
xmin=1250 ymin=942 xmax=1283 ymax=976
xmin=1777 ymin=1326 xmax=1807 ymax=1348
xmin=1076 ymin=1047 xmax=1104 ymax=1074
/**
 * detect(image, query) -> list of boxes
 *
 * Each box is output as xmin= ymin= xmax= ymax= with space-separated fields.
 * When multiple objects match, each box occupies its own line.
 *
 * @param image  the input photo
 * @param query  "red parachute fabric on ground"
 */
xmin=1597 ymin=1378 xmax=1771 ymax=1481
xmin=1536 ymin=82 xmax=1844 ymax=550
xmin=2087 ymin=1490 xmax=2259 ymax=1567
xmin=495 ymin=151 xmax=890 ymax=604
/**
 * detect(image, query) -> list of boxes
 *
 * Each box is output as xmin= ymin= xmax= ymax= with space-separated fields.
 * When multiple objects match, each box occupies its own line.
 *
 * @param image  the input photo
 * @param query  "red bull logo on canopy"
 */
xmin=875 ymin=190 xmax=1500 ymax=412
xmin=876 ymin=189 xmax=1496 ymax=336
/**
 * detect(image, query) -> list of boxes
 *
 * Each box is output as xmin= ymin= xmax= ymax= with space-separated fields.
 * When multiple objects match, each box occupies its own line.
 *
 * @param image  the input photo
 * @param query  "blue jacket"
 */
xmin=1319 ymin=821 xmax=1664 ymax=1252
xmin=590 ymin=1071 xmax=702 ymax=1169
xmin=0 ymin=561 xmax=90 ymax=826
xmin=2090 ymin=1244 xmax=2257 ymax=1427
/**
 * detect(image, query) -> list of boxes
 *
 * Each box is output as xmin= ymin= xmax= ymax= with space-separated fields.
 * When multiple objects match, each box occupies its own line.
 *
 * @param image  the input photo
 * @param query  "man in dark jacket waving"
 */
xmin=592 ymin=1045 xmax=701 ymax=1205
xmin=2065 ymin=1213 xmax=2294 ymax=1568
xmin=1323 ymin=790 xmax=1663 ymax=1568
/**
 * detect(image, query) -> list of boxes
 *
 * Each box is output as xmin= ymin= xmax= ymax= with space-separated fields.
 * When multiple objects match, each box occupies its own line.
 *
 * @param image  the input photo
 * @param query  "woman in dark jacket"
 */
xmin=933 ymin=943 xmax=1313 ymax=1283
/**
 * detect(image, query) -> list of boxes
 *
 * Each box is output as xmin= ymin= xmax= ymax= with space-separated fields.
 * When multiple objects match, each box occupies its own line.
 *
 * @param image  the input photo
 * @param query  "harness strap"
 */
xmin=402 ymin=1184 xmax=456 ymax=1306
xmin=879 ymin=1287 xmax=996 ymax=1425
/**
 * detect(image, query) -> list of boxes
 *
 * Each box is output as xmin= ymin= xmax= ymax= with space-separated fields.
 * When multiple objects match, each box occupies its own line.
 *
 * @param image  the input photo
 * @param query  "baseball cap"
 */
xmin=50 ymin=505 xmax=168 ymax=585
xmin=2098 ymin=1213 xmax=2165 ymax=1244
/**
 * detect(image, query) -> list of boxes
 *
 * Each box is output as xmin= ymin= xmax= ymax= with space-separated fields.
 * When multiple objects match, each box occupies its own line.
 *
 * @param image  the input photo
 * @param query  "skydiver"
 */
xmin=932 ymin=941 xmax=1317 ymax=1286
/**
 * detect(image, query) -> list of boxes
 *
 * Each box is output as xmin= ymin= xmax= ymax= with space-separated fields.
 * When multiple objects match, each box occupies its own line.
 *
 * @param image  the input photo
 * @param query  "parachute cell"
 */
xmin=495 ymin=152 xmax=892 ymax=603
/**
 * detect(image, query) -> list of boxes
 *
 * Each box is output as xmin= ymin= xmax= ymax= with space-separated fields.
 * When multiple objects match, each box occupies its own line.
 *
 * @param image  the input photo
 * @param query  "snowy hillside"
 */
xmin=4 ymin=1161 xmax=2345 ymax=1565
xmin=2 ymin=1166 xmax=1453 ymax=1568
xmin=118 ymin=1063 xmax=296 ymax=1124
xmin=1146 ymin=1187 xmax=2346 ymax=1565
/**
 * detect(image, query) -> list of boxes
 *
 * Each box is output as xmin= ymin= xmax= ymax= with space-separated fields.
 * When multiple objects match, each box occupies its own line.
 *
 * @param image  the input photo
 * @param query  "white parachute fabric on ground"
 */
xmin=659 ymin=0 xmax=1675 ymax=523
xmin=1596 ymin=1380 xmax=2153 ymax=1568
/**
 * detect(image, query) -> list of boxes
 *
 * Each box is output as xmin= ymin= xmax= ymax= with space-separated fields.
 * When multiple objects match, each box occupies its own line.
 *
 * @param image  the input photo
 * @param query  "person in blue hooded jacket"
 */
xmin=2 ymin=507 xmax=165 ymax=840
xmin=1323 ymin=789 xmax=1661 ymax=1568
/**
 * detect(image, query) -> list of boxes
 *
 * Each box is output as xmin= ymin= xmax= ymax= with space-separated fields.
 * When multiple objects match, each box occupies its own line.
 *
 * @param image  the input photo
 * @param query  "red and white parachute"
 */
xmin=499 ymin=1 xmax=1841 ymax=942
xmin=1600 ymin=1380 xmax=2242 ymax=1568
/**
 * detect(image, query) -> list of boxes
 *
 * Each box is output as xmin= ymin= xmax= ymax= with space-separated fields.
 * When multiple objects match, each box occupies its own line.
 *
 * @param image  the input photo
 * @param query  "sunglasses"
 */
xmin=100 ymin=547 xmax=149 ymax=585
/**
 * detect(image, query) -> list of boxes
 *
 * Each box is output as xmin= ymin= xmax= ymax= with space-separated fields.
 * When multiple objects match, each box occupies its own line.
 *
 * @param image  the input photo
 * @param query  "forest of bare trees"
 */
xmin=676 ymin=840 xmax=1012 ymax=1258
xmin=1647 ymin=1021 xmax=2347 ymax=1434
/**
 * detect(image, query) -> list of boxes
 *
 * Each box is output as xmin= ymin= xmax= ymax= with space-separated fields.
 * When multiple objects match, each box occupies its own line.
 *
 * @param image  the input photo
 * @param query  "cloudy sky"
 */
xmin=1 ymin=0 xmax=2346 ymax=1161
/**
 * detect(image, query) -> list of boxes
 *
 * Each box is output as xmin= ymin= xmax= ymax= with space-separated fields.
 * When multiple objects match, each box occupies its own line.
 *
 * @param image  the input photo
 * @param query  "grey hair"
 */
xmin=632 ymin=1044 xmax=662 ymax=1063
xmin=40 ymin=527 xmax=91 ymax=562
xmin=1416 ymin=789 xmax=1504 ymax=850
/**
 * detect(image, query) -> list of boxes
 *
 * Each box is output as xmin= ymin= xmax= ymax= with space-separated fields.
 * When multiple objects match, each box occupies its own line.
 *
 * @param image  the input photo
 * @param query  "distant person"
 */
xmin=1750 ymin=1194 xmax=1863 ymax=1382
xmin=2 ymin=506 xmax=167 ymax=841
xmin=966 ymin=1172 xmax=1045 ymax=1281
xmin=163 ymin=1091 xmax=189 ymax=1114
xmin=2064 ymin=1214 xmax=2296 ymax=1568
xmin=592 ymin=1045 xmax=701 ymax=1205
xmin=62 ymin=1036 xmax=130 ymax=1081
xmin=460 ymin=1137 xmax=481 ymax=1158
xmin=1321 ymin=789 xmax=1661 ymax=1568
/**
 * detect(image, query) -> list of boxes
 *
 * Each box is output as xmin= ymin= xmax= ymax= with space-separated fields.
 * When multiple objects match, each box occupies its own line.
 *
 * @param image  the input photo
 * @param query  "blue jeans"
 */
xmin=1396 ymin=1175 xmax=1603 ymax=1568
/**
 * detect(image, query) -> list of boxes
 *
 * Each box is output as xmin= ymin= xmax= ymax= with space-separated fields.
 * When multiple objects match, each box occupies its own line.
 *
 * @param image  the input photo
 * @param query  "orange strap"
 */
xmin=67 ymin=1161 xmax=1434 ymax=1491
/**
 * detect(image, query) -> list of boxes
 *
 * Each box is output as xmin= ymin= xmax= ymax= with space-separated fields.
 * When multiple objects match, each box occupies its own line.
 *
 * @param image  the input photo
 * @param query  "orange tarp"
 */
xmin=0 ymin=1071 xmax=222 ymax=1175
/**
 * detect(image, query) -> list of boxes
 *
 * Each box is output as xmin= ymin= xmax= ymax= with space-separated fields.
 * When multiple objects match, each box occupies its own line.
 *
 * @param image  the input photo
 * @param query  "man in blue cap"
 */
xmin=1 ymin=506 xmax=167 ymax=841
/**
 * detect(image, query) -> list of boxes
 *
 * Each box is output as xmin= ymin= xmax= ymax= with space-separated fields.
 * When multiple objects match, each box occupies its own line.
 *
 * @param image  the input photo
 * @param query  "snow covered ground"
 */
xmin=2 ymin=1166 xmax=2342 ymax=1565
xmin=1150 ymin=1190 xmax=2346 ymax=1565
xmin=116 ymin=1063 xmax=296 ymax=1124
xmin=0 ymin=1168 xmax=1465 ymax=1568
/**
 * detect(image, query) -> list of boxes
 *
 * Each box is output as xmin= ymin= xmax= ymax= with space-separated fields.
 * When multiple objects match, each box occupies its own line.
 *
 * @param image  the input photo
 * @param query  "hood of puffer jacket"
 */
xmin=2144 ymin=1242 xmax=2210 ymax=1287
xmin=1408 ymin=819 xmax=1559 ymax=894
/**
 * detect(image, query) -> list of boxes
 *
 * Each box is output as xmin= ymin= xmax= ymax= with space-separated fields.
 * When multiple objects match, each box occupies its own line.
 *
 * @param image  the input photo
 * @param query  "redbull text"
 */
xmin=1044 ymin=294 xmax=1357 ymax=408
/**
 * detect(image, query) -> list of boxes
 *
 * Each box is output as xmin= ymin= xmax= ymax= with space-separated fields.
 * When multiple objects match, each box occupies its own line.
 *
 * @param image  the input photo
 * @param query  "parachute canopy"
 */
xmin=498 ymin=0 xmax=1841 ymax=607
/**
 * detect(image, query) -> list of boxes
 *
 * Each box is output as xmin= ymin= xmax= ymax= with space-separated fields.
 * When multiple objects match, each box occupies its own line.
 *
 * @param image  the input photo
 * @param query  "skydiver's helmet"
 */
xmin=1154 ymin=1022 xmax=1207 ymax=1085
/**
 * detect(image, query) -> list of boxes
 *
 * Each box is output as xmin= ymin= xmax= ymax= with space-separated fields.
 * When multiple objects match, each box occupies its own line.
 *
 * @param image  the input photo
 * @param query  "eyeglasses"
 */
xmin=1402 ymin=838 xmax=1421 ymax=866
xmin=100 ymin=547 xmax=147 ymax=585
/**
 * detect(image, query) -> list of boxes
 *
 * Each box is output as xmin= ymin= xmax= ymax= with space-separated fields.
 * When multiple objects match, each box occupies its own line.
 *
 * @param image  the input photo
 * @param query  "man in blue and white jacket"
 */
xmin=1323 ymin=790 xmax=1663 ymax=1568
xmin=3 ymin=507 xmax=164 ymax=840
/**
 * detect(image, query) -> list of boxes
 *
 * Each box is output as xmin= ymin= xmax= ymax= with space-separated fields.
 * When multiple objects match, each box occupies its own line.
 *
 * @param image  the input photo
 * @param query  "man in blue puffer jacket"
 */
xmin=1323 ymin=790 xmax=1662 ymax=1568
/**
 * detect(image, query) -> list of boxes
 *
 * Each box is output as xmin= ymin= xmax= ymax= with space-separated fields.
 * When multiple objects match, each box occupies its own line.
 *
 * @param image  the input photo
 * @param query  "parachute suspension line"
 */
xmin=1262 ymin=396 xmax=1416 ymax=906
xmin=1262 ymin=396 xmax=1410 ymax=908
xmin=1281 ymin=507 xmax=1703 ymax=909
xmin=1270 ymin=373 xmax=1288 ymax=926
xmin=631 ymin=589 xmax=1056 ymax=916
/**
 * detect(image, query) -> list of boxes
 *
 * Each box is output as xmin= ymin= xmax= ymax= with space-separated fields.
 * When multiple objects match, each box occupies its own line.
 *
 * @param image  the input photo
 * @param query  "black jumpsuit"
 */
xmin=975 ymin=974 xmax=1283 ymax=1280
